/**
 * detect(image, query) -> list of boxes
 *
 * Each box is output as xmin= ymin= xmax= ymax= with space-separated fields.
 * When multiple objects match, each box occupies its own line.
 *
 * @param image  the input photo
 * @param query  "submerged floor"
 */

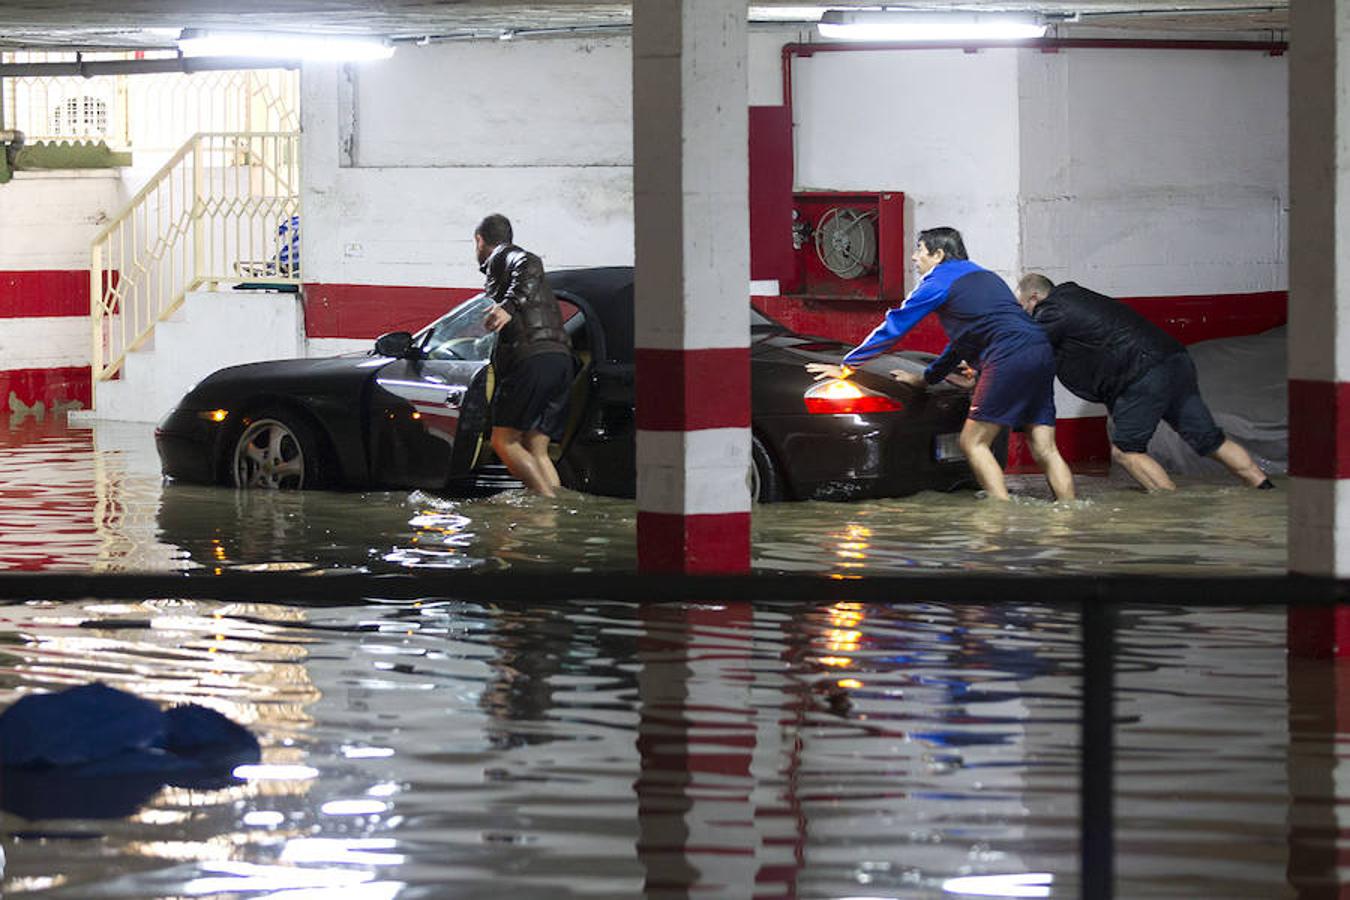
xmin=0 ymin=420 xmax=1308 ymax=899
xmin=0 ymin=420 xmax=1286 ymax=575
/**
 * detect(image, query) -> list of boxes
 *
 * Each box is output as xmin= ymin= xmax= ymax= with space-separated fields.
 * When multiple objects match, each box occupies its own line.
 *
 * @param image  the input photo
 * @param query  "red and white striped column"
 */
xmin=1288 ymin=0 xmax=1350 ymax=582
xmin=632 ymin=0 xmax=752 ymax=573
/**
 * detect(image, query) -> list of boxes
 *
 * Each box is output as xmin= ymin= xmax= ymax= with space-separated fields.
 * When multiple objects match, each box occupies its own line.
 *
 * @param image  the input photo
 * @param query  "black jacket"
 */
xmin=1032 ymin=282 xmax=1184 ymax=406
xmin=480 ymin=244 xmax=570 ymax=373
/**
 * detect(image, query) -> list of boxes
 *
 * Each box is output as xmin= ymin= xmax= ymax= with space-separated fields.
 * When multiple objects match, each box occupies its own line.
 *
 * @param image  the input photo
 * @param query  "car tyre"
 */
xmin=750 ymin=434 xmax=786 ymax=503
xmin=231 ymin=408 xmax=326 ymax=490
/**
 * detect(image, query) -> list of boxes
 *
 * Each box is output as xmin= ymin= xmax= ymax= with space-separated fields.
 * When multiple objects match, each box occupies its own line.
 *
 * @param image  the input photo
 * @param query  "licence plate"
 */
xmin=934 ymin=433 xmax=965 ymax=461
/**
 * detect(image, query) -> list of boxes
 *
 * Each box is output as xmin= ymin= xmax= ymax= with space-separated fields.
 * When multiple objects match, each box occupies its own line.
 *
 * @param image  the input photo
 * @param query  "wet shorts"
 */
xmin=493 ymin=352 xmax=574 ymax=441
xmin=1108 ymin=351 xmax=1225 ymax=456
xmin=968 ymin=339 xmax=1057 ymax=428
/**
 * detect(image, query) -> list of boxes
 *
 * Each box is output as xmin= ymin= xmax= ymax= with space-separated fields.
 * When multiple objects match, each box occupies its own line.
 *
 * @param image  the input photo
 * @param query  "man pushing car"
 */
xmin=808 ymin=227 xmax=1075 ymax=502
xmin=1015 ymin=273 xmax=1273 ymax=492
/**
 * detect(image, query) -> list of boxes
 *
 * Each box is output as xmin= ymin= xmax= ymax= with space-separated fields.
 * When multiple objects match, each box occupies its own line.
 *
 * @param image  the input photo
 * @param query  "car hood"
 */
xmin=181 ymin=354 xmax=389 ymax=406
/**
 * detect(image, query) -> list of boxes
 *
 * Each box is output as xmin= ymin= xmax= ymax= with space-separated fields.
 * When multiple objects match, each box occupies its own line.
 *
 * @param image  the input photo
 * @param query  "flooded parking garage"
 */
xmin=0 ymin=419 xmax=1321 ymax=899
xmin=0 ymin=422 xmax=1286 ymax=576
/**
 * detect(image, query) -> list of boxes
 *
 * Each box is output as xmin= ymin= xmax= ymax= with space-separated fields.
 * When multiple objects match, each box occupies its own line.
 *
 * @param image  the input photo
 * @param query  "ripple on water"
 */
xmin=0 ymin=597 xmax=1295 ymax=898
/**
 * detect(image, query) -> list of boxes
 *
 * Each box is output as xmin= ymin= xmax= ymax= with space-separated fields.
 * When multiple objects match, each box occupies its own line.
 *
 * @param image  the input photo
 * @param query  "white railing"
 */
xmin=91 ymin=131 xmax=300 ymax=383
xmin=1 ymin=52 xmax=298 ymax=151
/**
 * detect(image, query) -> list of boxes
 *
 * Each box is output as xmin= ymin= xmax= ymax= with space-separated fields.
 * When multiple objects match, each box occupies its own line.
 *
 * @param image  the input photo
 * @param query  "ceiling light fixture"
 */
xmin=177 ymin=29 xmax=395 ymax=61
xmin=749 ymin=6 xmax=832 ymax=22
xmin=818 ymin=10 xmax=1048 ymax=42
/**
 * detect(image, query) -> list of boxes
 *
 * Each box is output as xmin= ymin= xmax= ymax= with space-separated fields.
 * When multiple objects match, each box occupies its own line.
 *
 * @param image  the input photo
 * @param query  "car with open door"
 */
xmin=156 ymin=267 xmax=994 ymax=501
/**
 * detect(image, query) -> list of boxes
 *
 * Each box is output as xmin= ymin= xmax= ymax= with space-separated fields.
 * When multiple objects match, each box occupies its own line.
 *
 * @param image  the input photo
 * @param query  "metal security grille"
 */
xmin=1 ymin=51 xmax=298 ymax=151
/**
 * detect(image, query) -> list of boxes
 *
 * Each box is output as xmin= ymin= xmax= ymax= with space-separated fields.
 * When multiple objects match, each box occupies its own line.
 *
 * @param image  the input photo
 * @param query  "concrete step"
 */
xmin=85 ymin=288 xmax=305 ymax=423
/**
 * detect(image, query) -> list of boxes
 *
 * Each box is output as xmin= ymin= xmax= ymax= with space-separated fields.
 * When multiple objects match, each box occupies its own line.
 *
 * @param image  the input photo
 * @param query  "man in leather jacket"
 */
xmin=475 ymin=214 xmax=573 ymax=497
xmin=1016 ymin=274 xmax=1272 ymax=492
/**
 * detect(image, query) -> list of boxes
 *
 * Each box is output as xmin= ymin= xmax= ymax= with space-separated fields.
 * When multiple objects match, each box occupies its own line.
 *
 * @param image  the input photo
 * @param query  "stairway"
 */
xmin=70 ymin=288 xmax=304 ymax=425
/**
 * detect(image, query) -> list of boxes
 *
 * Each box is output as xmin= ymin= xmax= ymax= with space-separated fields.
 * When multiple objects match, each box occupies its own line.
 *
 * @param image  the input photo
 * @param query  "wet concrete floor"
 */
xmin=0 ymin=419 xmax=1285 ymax=575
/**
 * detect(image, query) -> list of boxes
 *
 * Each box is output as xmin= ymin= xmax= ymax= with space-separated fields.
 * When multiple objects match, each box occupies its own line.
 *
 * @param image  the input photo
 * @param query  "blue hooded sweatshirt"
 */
xmin=841 ymin=260 xmax=1048 ymax=384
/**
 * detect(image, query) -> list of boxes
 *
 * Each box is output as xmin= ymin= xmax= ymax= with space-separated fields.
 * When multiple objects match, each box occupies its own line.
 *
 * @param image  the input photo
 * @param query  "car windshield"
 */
xmin=418 ymin=294 xmax=498 ymax=361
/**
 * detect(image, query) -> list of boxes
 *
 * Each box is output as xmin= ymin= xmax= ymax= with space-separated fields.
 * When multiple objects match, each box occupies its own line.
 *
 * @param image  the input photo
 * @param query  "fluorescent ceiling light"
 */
xmin=177 ymin=29 xmax=395 ymax=61
xmin=749 ymin=6 xmax=831 ymax=21
xmin=818 ymin=10 xmax=1047 ymax=42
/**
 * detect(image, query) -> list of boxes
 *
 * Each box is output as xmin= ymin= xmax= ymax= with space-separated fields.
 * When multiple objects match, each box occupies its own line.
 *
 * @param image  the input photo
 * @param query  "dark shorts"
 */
xmin=1108 ymin=352 xmax=1225 ymax=456
xmin=493 ymin=352 xmax=574 ymax=441
xmin=969 ymin=339 xmax=1057 ymax=428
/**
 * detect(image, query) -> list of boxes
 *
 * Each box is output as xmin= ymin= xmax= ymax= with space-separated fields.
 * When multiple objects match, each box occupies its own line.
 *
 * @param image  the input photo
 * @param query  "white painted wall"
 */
xmin=0 ymin=170 xmax=120 ymax=270
xmin=301 ymin=32 xmax=798 ymax=290
xmin=792 ymin=48 xmax=1023 ymax=284
xmin=0 ymin=170 xmax=122 ymax=375
xmin=1019 ymin=48 xmax=1288 ymax=295
xmin=299 ymin=35 xmax=1288 ymax=304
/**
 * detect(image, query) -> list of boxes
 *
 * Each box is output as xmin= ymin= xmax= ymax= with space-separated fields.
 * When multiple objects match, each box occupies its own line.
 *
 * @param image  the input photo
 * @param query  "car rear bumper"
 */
xmin=758 ymin=409 xmax=987 ymax=501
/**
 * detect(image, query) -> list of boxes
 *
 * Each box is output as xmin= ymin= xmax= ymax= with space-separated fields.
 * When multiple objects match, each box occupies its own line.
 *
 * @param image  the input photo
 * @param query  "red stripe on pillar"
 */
xmin=635 ymin=347 xmax=751 ymax=431
xmin=1289 ymin=379 xmax=1350 ymax=479
xmin=637 ymin=511 xmax=751 ymax=573
xmin=0 ymin=271 xmax=91 ymax=318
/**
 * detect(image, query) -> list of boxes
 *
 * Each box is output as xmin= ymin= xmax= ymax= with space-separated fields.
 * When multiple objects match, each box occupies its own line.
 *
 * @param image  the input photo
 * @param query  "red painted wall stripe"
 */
xmin=1289 ymin=379 xmax=1350 ymax=480
xmin=753 ymin=290 xmax=1288 ymax=354
xmin=0 ymin=270 xmax=90 ymax=318
xmin=1006 ymin=415 xmax=1112 ymax=473
xmin=302 ymin=283 xmax=480 ymax=339
xmin=635 ymin=347 xmax=751 ymax=431
xmin=636 ymin=511 xmax=751 ymax=573
xmin=0 ymin=366 xmax=92 ymax=415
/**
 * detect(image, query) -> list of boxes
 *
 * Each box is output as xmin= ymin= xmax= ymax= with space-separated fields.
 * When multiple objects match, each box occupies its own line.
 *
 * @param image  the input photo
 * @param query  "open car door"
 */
xmin=367 ymin=295 xmax=497 ymax=489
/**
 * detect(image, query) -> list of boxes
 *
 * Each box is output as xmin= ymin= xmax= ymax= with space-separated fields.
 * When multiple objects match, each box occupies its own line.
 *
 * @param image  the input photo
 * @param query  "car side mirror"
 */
xmin=374 ymin=331 xmax=419 ymax=359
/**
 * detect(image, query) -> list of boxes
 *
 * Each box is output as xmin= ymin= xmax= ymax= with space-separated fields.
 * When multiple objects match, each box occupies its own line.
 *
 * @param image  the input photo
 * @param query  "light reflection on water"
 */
xmin=0 ymin=597 xmax=1297 ymax=898
xmin=0 ymin=420 xmax=1305 ymax=897
xmin=0 ymin=422 xmax=1286 ymax=575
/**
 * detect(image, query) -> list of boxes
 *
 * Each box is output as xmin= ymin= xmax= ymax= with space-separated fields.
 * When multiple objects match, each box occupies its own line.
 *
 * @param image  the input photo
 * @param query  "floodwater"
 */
xmin=0 ymin=421 xmax=1286 ymax=576
xmin=0 ymin=420 xmax=1317 ymax=899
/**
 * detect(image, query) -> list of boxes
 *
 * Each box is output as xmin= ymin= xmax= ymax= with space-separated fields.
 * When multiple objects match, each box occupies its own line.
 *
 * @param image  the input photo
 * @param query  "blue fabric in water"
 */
xmin=0 ymin=683 xmax=260 ymax=819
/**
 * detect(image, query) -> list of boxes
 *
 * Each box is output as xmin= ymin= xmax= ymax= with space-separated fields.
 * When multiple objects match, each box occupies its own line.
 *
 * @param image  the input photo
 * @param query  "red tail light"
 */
xmin=804 ymin=378 xmax=905 ymax=414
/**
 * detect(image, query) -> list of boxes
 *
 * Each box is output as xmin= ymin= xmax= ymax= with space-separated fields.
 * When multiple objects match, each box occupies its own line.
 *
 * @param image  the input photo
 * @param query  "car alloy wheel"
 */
xmin=233 ymin=418 xmax=308 ymax=489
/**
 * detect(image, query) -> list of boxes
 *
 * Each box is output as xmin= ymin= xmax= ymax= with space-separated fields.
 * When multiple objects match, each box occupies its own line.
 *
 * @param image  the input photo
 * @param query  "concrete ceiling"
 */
xmin=0 ymin=1 xmax=1288 ymax=51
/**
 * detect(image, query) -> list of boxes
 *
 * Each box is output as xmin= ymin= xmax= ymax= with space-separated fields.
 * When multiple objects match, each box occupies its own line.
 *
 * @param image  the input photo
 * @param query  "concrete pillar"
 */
xmin=632 ymin=0 xmax=752 ymax=573
xmin=1289 ymin=0 xmax=1350 ymax=579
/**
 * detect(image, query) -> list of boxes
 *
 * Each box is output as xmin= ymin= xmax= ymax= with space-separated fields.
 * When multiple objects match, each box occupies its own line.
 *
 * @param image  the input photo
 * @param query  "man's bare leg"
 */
xmin=1208 ymin=438 xmax=1269 ymax=487
xmin=491 ymin=426 xmax=555 ymax=496
xmin=1025 ymin=424 xmax=1076 ymax=501
xmin=1110 ymin=445 xmax=1177 ymax=492
xmin=524 ymin=430 xmax=562 ymax=492
xmin=960 ymin=419 xmax=1010 ymax=501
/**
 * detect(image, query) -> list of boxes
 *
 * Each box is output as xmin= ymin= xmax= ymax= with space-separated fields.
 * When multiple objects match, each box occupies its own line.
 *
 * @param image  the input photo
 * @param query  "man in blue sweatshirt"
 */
xmin=807 ymin=227 xmax=1074 ymax=502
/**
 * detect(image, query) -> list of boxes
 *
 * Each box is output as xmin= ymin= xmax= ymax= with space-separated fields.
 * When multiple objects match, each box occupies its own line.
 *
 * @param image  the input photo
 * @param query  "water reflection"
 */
xmin=0 ymin=421 xmax=1287 ymax=575
xmin=0 ymin=595 xmax=1297 ymax=898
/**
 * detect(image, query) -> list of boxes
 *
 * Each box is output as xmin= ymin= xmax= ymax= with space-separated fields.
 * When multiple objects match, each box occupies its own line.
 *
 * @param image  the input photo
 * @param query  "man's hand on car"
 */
xmin=484 ymin=304 xmax=513 ymax=333
xmin=944 ymin=362 xmax=978 ymax=390
xmin=805 ymin=363 xmax=853 ymax=382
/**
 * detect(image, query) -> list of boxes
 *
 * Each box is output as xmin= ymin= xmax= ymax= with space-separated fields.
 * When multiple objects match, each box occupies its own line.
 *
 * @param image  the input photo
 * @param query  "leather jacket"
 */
xmin=1033 ymin=282 xmax=1185 ymax=406
xmin=480 ymin=244 xmax=570 ymax=372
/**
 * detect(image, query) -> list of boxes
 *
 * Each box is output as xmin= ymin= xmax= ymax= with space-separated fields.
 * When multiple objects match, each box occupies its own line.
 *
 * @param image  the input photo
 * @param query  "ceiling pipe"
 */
xmin=0 ymin=55 xmax=298 ymax=78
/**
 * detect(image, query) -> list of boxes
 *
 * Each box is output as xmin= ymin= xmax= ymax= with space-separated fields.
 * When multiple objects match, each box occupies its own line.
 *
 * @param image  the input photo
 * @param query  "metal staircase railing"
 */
xmin=90 ymin=130 xmax=300 ymax=386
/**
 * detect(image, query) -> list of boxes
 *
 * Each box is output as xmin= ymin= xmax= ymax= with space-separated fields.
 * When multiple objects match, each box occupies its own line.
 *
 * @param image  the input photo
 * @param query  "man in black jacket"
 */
xmin=1015 ymin=274 xmax=1272 ymax=492
xmin=475 ymin=213 xmax=573 ymax=497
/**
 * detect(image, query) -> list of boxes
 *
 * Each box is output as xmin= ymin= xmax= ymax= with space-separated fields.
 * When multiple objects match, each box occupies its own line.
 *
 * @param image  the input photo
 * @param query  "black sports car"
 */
xmin=156 ymin=267 xmax=989 ymax=502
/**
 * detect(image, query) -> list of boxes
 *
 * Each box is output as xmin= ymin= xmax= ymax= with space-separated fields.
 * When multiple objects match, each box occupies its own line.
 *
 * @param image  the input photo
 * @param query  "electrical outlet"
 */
xmin=344 ymin=242 xmax=364 ymax=258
